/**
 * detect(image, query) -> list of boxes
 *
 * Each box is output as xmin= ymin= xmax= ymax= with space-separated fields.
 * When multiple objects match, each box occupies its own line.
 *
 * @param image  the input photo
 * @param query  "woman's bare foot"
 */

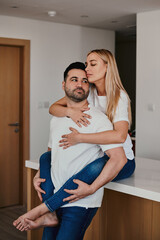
xmin=13 ymin=203 xmax=49 ymax=231
xmin=24 ymin=212 xmax=59 ymax=231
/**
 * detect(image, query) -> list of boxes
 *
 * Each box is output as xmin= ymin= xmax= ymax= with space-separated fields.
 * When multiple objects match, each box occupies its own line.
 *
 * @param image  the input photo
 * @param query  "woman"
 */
xmin=49 ymin=49 xmax=135 ymax=183
xmin=13 ymin=49 xmax=135 ymax=232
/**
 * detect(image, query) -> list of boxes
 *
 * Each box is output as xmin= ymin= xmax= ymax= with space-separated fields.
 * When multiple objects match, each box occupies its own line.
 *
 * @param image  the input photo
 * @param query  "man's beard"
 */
xmin=65 ymin=87 xmax=89 ymax=102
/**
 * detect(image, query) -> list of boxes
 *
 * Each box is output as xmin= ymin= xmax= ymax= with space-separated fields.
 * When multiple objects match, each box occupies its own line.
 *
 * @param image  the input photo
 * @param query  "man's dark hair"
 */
xmin=64 ymin=62 xmax=86 ymax=82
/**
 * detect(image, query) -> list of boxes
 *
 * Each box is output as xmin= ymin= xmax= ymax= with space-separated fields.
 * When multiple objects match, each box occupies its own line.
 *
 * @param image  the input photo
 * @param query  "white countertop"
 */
xmin=25 ymin=157 xmax=160 ymax=202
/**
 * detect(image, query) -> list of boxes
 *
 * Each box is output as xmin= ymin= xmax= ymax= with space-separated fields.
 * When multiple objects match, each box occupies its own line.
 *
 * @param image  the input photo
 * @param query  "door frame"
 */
xmin=0 ymin=37 xmax=30 ymax=204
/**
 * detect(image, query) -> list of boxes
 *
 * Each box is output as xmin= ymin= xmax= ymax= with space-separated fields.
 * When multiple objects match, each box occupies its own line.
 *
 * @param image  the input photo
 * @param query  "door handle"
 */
xmin=8 ymin=122 xmax=20 ymax=127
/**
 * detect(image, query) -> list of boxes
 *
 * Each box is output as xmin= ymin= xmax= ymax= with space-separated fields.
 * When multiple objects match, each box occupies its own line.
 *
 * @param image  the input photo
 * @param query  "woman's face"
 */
xmin=85 ymin=52 xmax=107 ymax=84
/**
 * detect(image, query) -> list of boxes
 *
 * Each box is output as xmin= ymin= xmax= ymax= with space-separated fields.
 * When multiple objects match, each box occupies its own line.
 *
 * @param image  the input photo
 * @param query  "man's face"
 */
xmin=63 ymin=69 xmax=89 ymax=102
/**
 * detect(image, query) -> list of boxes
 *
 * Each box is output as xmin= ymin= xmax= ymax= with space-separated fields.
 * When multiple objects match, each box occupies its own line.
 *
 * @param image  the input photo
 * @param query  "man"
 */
xmin=13 ymin=62 xmax=127 ymax=239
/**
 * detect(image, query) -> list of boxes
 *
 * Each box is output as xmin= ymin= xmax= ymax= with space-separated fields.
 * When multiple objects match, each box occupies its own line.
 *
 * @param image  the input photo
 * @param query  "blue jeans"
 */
xmin=40 ymin=151 xmax=135 ymax=212
xmin=41 ymin=152 xmax=109 ymax=212
xmin=40 ymin=151 xmax=135 ymax=239
xmin=42 ymin=207 xmax=98 ymax=240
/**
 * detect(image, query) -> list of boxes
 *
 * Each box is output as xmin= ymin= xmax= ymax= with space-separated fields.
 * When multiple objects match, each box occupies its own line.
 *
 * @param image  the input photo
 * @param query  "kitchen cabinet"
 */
xmin=26 ymin=157 xmax=160 ymax=240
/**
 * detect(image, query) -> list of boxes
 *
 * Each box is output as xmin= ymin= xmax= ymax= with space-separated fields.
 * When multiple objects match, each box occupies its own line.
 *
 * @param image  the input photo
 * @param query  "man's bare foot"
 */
xmin=24 ymin=212 xmax=59 ymax=231
xmin=13 ymin=203 xmax=49 ymax=231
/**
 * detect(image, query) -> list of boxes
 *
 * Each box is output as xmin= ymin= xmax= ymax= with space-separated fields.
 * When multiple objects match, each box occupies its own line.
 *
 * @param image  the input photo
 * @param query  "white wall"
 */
xmin=136 ymin=10 xmax=160 ymax=160
xmin=0 ymin=15 xmax=115 ymax=159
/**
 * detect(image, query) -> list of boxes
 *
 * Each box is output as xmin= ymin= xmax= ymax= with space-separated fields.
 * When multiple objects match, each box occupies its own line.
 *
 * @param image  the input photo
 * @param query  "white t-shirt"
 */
xmin=88 ymin=88 xmax=134 ymax=160
xmin=48 ymin=105 xmax=122 ymax=208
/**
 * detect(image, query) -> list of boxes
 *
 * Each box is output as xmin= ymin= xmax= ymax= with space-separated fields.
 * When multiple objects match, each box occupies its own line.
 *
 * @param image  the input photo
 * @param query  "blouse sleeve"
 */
xmin=94 ymin=112 xmax=123 ymax=152
xmin=113 ymin=90 xmax=129 ymax=124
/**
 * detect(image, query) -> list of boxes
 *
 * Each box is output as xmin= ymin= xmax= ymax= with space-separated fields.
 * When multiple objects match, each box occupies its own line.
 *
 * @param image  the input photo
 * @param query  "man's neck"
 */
xmin=66 ymin=98 xmax=89 ymax=109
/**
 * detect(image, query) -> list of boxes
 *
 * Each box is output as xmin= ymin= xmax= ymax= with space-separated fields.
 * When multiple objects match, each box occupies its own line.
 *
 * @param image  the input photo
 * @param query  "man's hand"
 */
xmin=33 ymin=176 xmax=46 ymax=202
xmin=63 ymin=179 xmax=94 ymax=203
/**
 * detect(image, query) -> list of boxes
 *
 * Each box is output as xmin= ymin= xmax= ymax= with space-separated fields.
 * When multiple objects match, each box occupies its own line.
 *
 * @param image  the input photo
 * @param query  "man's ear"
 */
xmin=62 ymin=81 xmax=65 ymax=90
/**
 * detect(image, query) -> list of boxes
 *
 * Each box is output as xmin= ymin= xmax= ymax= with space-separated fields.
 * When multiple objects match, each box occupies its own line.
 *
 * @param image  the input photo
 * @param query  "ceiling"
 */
xmin=0 ymin=0 xmax=160 ymax=34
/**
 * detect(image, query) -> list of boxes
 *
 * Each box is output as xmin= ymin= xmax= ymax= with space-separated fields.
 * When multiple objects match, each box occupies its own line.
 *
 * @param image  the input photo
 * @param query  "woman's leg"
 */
xmin=38 ymin=151 xmax=58 ymax=238
xmin=13 ymin=155 xmax=135 ymax=231
xmin=13 ymin=152 xmax=58 ymax=232
xmin=43 ymin=157 xmax=136 ymax=213
xmin=44 ymin=154 xmax=109 ymax=212
xmin=112 ymin=158 xmax=135 ymax=182
xmin=13 ymin=154 xmax=108 ymax=231
xmin=39 ymin=151 xmax=54 ymax=202
xmin=39 ymin=153 xmax=136 ymax=196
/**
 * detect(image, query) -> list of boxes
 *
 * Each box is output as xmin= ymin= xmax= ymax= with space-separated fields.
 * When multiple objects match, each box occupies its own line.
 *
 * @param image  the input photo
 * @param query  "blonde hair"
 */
xmin=87 ymin=49 xmax=132 ymax=127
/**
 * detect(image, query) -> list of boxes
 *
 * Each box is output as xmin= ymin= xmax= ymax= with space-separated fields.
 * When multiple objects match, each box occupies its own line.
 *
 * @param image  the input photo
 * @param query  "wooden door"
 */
xmin=0 ymin=45 xmax=21 ymax=207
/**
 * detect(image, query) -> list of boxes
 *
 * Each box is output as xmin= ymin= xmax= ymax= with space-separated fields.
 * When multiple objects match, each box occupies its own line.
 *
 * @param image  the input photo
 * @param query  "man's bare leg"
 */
xmin=13 ymin=203 xmax=58 ymax=231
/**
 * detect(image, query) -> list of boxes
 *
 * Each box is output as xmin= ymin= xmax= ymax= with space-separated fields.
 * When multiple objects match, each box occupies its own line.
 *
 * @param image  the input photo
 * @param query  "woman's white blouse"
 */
xmin=88 ymin=88 xmax=134 ymax=160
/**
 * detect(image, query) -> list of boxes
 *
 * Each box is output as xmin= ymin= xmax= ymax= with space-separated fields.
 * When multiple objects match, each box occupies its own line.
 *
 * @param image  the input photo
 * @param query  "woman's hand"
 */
xmin=63 ymin=179 xmax=94 ymax=203
xmin=59 ymin=127 xmax=81 ymax=149
xmin=33 ymin=176 xmax=46 ymax=202
xmin=68 ymin=107 xmax=91 ymax=127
